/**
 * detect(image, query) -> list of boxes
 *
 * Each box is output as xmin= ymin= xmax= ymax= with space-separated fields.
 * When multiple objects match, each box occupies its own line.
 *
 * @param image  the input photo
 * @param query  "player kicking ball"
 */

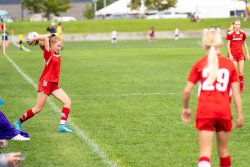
xmin=14 ymin=33 xmax=73 ymax=133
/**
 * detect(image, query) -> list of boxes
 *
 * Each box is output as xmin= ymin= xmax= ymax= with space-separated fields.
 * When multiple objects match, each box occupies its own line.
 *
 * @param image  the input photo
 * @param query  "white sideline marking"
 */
xmin=12 ymin=42 xmax=31 ymax=52
xmin=197 ymin=40 xmax=202 ymax=47
xmin=3 ymin=53 xmax=118 ymax=167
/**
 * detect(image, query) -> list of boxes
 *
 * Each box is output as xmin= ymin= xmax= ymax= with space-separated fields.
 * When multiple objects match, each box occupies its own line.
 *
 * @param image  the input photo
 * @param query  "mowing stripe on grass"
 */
xmin=3 ymin=52 xmax=119 ymax=167
xmin=11 ymin=42 xmax=31 ymax=52
xmin=72 ymin=92 xmax=182 ymax=98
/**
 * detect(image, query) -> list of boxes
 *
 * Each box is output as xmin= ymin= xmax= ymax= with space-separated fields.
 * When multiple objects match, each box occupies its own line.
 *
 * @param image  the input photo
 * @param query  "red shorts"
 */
xmin=232 ymin=56 xmax=245 ymax=62
xmin=196 ymin=119 xmax=232 ymax=132
xmin=38 ymin=80 xmax=60 ymax=96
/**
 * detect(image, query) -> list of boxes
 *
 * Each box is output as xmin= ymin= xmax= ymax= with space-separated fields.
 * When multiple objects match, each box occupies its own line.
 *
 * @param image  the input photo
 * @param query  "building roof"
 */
xmin=95 ymin=0 xmax=138 ymax=16
xmin=0 ymin=0 xmax=20 ymax=4
xmin=0 ymin=0 xmax=90 ymax=4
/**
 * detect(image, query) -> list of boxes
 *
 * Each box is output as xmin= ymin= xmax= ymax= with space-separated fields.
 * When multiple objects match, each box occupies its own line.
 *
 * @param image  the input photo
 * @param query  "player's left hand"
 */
xmin=181 ymin=108 xmax=192 ymax=124
xmin=245 ymin=54 xmax=250 ymax=60
xmin=235 ymin=115 xmax=244 ymax=128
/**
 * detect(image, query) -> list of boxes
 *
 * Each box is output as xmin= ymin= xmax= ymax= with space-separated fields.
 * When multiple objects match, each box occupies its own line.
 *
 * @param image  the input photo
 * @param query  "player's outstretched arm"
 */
xmin=29 ymin=34 xmax=50 ymax=43
xmin=29 ymin=34 xmax=54 ymax=52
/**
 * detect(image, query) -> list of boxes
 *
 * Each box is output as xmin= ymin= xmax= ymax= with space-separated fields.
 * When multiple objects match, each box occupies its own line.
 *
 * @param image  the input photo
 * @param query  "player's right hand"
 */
xmin=229 ymin=55 xmax=234 ymax=61
xmin=28 ymin=37 xmax=35 ymax=44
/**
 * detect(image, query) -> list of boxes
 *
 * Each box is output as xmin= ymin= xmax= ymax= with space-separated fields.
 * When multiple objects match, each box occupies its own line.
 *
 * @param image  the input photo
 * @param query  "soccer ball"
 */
xmin=26 ymin=32 xmax=39 ymax=46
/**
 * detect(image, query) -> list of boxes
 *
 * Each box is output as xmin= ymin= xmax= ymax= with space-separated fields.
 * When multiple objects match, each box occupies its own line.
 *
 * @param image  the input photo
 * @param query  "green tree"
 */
xmin=97 ymin=0 xmax=113 ymax=10
xmin=240 ymin=0 xmax=249 ymax=20
xmin=21 ymin=0 xmax=44 ymax=13
xmin=130 ymin=0 xmax=177 ymax=11
xmin=83 ymin=4 xmax=95 ymax=19
xmin=22 ymin=0 xmax=71 ymax=20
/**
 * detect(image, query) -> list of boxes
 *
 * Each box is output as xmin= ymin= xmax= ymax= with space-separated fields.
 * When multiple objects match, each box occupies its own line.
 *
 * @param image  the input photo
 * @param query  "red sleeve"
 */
xmin=43 ymin=48 xmax=51 ymax=60
xmin=188 ymin=62 xmax=199 ymax=84
xmin=226 ymin=33 xmax=231 ymax=41
xmin=242 ymin=32 xmax=246 ymax=41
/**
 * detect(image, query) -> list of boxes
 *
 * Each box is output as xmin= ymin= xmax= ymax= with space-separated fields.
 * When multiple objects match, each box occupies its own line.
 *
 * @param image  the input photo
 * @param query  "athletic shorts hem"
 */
xmin=195 ymin=118 xmax=232 ymax=132
xmin=38 ymin=80 xmax=60 ymax=96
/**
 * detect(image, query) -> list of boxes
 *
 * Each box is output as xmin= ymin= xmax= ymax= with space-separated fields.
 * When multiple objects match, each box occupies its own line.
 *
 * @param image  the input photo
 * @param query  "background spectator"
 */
xmin=111 ymin=30 xmax=117 ymax=44
xmin=148 ymin=26 xmax=155 ymax=43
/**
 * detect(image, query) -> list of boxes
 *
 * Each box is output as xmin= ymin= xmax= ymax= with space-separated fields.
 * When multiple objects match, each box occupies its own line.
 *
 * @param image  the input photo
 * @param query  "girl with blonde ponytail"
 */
xmin=182 ymin=29 xmax=243 ymax=167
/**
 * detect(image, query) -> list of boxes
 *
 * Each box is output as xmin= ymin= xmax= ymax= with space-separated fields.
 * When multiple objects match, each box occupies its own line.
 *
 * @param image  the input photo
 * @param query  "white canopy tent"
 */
xmin=168 ymin=0 xmax=246 ymax=18
xmin=95 ymin=0 xmax=138 ymax=16
xmin=96 ymin=0 xmax=246 ymax=18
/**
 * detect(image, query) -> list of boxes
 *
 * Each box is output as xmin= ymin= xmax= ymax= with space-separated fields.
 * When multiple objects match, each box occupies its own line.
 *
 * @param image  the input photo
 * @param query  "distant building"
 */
xmin=0 ymin=0 xmax=92 ymax=20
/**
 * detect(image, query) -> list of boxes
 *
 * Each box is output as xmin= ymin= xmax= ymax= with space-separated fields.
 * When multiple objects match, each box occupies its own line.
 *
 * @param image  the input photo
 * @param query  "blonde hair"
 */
xmin=228 ymin=18 xmax=240 ymax=31
xmin=232 ymin=18 xmax=240 ymax=25
xmin=49 ymin=34 xmax=61 ymax=45
xmin=202 ymin=29 xmax=223 ymax=85
xmin=228 ymin=24 xmax=234 ymax=32
xmin=39 ymin=34 xmax=61 ymax=50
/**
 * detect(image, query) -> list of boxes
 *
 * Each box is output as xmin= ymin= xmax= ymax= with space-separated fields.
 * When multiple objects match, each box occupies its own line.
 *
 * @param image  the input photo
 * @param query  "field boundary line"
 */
xmin=11 ymin=42 xmax=31 ymax=52
xmin=3 ymin=52 xmax=119 ymax=167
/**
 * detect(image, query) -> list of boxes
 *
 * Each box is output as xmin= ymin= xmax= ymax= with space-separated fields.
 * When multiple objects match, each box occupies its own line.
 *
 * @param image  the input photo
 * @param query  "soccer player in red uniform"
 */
xmin=182 ymin=30 xmax=243 ymax=167
xmin=226 ymin=19 xmax=249 ymax=93
xmin=13 ymin=33 xmax=73 ymax=133
xmin=148 ymin=26 xmax=155 ymax=43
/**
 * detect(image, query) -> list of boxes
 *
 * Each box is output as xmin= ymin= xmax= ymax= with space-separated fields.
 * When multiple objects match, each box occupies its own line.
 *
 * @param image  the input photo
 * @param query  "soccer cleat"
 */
xmin=58 ymin=125 xmax=73 ymax=133
xmin=11 ymin=134 xmax=30 ymax=141
xmin=13 ymin=121 xmax=23 ymax=131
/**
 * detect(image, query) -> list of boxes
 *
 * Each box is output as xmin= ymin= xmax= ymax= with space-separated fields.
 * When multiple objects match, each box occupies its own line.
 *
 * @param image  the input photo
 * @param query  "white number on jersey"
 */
xmin=202 ymin=68 xmax=229 ymax=92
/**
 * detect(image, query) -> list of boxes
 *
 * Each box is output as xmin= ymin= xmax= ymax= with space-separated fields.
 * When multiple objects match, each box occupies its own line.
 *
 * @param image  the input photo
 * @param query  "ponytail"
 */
xmin=202 ymin=29 xmax=222 ymax=85
xmin=208 ymin=46 xmax=218 ymax=85
xmin=228 ymin=24 xmax=234 ymax=32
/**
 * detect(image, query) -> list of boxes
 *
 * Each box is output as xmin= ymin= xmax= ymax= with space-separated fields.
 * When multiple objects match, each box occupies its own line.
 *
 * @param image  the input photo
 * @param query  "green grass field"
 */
xmin=0 ymin=38 xmax=250 ymax=167
xmin=6 ymin=18 xmax=250 ymax=35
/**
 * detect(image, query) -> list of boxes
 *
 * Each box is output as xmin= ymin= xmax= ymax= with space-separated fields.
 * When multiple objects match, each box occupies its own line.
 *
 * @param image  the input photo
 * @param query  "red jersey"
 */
xmin=188 ymin=54 xmax=238 ymax=120
xmin=226 ymin=30 xmax=246 ymax=57
xmin=39 ymin=49 xmax=61 ymax=82
xmin=149 ymin=30 xmax=154 ymax=37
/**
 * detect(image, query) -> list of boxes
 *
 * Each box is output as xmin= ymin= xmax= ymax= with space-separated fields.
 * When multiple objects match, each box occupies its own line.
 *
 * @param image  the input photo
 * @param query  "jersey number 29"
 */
xmin=202 ymin=68 xmax=229 ymax=92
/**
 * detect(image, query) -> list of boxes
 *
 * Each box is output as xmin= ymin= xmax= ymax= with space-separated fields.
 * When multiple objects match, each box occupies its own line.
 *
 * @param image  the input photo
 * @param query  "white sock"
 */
xmin=198 ymin=161 xmax=211 ymax=167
